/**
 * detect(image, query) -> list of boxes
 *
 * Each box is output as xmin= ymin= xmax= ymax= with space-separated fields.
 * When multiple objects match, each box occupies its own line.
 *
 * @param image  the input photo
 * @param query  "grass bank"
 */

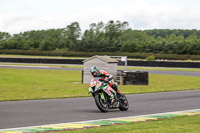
xmin=119 ymin=66 xmax=200 ymax=72
xmin=0 ymin=68 xmax=200 ymax=101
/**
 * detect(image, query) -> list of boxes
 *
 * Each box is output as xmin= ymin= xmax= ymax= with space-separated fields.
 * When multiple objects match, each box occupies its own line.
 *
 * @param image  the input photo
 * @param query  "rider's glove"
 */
xmin=104 ymin=77 xmax=111 ymax=82
xmin=104 ymin=75 xmax=113 ymax=84
xmin=108 ymin=75 xmax=113 ymax=81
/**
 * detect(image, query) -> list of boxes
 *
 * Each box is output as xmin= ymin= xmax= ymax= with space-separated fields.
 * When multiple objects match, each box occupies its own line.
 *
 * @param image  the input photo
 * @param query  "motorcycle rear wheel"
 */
xmin=94 ymin=94 xmax=108 ymax=112
xmin=118 ymin=94 xmax=129 ymax=111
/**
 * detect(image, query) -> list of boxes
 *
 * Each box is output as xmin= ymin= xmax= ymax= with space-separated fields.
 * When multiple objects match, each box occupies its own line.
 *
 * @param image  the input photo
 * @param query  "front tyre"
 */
xmin=118 ymin=94 xmax=129 ymax=111
xmin=94 ymin=94 xmax=108 ymax=112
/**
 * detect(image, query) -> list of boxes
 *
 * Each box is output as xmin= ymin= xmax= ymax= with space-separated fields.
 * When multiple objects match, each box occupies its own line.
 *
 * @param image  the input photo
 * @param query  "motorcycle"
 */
xmin=88 ymin=77 xmax=129 ymax=112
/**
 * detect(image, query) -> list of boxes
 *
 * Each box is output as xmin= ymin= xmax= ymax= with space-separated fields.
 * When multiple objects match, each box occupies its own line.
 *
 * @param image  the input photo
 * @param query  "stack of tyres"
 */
xmin=123 ymin=71 xmax=148 ymax=85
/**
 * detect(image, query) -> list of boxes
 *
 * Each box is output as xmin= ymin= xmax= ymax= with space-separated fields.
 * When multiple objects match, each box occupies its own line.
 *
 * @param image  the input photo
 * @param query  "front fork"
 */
xmin=93 ymin=92 xmax=106 ymax=101
xmin=99 ymin=92 xmax=105 ymax=100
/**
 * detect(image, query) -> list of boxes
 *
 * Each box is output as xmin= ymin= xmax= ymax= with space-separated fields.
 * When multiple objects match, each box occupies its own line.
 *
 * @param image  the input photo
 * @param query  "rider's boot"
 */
xmin=110 ymin=96 xmax=115 ymax=104
xmin=112 ymin=84 xmax=122 ymax=94
xmin=110 ymin=96 xmax=119 ymax=108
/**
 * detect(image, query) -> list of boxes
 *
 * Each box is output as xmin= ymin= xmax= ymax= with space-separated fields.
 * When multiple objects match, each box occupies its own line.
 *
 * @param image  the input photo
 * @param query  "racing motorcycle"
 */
xmin=88 ymin=77 xmax=129 ymax=112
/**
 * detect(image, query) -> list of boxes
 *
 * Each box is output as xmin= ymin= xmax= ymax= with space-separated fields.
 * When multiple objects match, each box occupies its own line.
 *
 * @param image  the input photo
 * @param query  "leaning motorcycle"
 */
xmin=88 ymin=77 xmax=129 ymax=112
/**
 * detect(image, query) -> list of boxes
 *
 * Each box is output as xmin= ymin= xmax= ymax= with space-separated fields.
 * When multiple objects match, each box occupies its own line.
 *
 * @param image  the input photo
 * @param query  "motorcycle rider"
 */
xmin=90 ymin=66 xmax=121 ymax=105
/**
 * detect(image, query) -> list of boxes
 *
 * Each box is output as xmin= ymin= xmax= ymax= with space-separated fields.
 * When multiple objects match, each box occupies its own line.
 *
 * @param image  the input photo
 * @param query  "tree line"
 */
xmin=0 ymin=20 xmax=200 ymax=55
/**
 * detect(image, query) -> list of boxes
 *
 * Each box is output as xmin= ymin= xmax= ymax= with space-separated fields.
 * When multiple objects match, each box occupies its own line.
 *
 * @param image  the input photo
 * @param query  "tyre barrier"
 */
xmin=117 ymin=70 xmax=149 ymax=85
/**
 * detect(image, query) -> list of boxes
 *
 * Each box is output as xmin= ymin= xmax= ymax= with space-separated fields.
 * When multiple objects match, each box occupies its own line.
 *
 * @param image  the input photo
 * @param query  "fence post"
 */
xmin=120 ymin=71 xmax=124 ymax=85
xmin=82 ymin=70 xmax=84 ymax=84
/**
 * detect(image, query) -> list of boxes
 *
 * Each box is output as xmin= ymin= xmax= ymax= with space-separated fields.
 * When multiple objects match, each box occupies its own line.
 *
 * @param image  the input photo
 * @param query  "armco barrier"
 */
xmin=124 ymin=60 xmax=200 ymax=68
xmin=0 ymin=57 xmax=200 ymax=68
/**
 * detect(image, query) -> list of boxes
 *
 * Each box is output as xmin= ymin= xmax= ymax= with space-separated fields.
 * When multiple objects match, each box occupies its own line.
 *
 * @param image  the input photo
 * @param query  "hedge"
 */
xmin=0 ymin=49 xmax=200 ymax=60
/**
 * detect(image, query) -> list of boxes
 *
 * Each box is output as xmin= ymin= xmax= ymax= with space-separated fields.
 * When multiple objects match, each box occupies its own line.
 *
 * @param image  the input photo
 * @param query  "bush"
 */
xmin=145 ymin=55 xmax=155 ymax=61
xmin=0 ymin=49 xmax=200 ymax=60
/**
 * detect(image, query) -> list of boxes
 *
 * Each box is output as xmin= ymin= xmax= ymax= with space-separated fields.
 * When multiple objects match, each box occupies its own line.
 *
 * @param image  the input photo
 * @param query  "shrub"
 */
xmin=0 ymin=49 xmax=200 ymax=60
xmin=145 ymin=55 xmax=155 ymax=61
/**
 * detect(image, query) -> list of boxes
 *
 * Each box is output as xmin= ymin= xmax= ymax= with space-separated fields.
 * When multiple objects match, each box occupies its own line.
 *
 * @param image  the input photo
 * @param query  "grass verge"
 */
xmin=58 ymin=115 xmax=200 ymax=133
xmin=0 ymin=68 xmax=200 ymax=101
xmin=119 ymin=66 xmax=200 ymax=72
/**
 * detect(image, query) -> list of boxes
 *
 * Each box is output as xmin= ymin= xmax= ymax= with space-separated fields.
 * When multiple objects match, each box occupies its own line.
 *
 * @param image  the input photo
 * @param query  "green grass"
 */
xmin=119 ymin=66 xmax=200 ymax=72
xmin=119 ymin=74 xmax=200 ymax=94
xmin=0 ymin=68 xmax=88 ymax=101
xmin=0 ymin=68 xmax=200 ymax=101
xmin=58 ymin=115 xmax=200 ymax=133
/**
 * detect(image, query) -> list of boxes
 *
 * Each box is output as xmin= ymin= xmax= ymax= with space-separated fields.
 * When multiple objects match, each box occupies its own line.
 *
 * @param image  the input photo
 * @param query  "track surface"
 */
xmin=0 ymin=89 xmax=200 ymax=129
xmin=0 ymin=65 xmax=200 ymax=77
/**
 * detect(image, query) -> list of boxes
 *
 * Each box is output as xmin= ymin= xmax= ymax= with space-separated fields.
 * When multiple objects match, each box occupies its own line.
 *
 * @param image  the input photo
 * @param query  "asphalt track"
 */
xmin=0 ymin=65 xmax=200 ymax=129
xmin=0 ymin=89 xmax=200 ymax=129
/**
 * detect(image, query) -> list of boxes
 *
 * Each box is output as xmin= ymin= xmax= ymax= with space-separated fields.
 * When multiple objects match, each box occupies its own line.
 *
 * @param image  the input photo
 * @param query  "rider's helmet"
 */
xmin=90 ymin=66 xmax=100 ymax=77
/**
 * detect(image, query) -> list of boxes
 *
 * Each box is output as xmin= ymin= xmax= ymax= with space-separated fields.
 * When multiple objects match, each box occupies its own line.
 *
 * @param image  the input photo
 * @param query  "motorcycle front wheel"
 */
xmin=94 ymin=94 xmax=108 ymax=112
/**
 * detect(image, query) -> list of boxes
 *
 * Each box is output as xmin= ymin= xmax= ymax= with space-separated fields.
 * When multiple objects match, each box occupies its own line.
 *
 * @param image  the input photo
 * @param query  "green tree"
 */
xmin=0 ymin=32 xmax=11 ymax=49
xmin=104 ymin=20 xmax=129 ymax=51
xmin=183 ymin=34 xmax=200 ymax=54
xmin=63 ymin=22 xmax=81 ymax=50
xmin=81 ymin=20 xmax=129 ymax=52
xmin=120 ymin=30 xmax=151 ymax=52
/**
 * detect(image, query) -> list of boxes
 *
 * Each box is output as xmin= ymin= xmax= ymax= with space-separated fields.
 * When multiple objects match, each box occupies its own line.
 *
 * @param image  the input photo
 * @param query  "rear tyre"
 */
xmin=94 ymin=94 xmax=108 ymax=112
xmin=118 ymin=94 xmax=129 ymax=111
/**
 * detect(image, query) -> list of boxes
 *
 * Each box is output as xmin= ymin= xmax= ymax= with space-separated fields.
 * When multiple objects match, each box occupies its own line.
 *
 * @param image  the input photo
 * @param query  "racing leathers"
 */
xmin=94 ymin=70 xmax=121 ymax=104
